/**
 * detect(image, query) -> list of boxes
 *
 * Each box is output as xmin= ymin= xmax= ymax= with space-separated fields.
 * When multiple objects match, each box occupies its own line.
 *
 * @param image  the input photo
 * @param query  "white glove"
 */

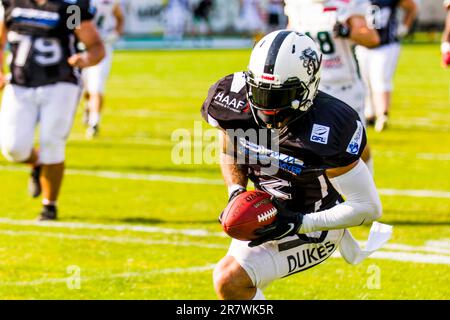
xmin=441 ymin=42 xmax=450 ymax=54
xmin=397 ymin=24 xmax=409 ymax=38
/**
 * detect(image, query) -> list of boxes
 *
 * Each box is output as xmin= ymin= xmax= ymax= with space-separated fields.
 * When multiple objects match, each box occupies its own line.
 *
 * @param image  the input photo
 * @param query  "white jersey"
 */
xmin=285 ymin=0 xmax=370 ymax=85
xmin=92 ymin=0 xmax=120 ymax=40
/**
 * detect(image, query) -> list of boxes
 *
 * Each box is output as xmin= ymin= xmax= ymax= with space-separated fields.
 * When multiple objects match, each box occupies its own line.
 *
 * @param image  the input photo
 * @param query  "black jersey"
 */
xmin=201 ymin=72 xmax=367 ymax=214
xmin=2 ymin=0 xmax=95 ymax=87
xmin=369 ymin=0 xmax=400 ymax=45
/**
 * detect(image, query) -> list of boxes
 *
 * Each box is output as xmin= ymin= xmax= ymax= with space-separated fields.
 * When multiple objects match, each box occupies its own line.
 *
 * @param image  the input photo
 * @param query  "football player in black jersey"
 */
xmin=356 ymin=0 xmax=417 ymax=131
xmin=0 ymin=0 xmax=105 ymax=220
xmin=201 ymin=31 xmax=383 ymax=300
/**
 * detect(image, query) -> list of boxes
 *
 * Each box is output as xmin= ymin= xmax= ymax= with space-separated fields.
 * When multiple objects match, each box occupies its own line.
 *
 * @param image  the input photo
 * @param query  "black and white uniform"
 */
xmin=355 ymin=0 xmax=401 ymax=93
xmin=285 ymin=0 xmax=371 ymax=125
xmin=202 ymin=72 xmax=367 ymax=288
xmin=0 ymin=0 xmax=94 ymax=164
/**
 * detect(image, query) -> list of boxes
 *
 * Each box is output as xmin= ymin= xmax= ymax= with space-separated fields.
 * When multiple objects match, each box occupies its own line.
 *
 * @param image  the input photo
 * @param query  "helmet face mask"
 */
xmin=246 ymin=30 xmax=322 ymax=129
xmin=246 ymin=72 xmax=310 ymax=129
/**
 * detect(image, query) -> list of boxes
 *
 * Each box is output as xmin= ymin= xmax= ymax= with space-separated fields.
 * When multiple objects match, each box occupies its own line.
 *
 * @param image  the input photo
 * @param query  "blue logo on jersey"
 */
xmin=238 ymin=139 xmax=305 ymax=175
xmin=310 ymin=124 xmax=330 ymax=145
xmin=346 ymin=120 xmax=364 ymax=155
xmin=347 ymin=142 xmax=360 ymax=154
xmin=11 ymin=8 xmax=60 ymax=28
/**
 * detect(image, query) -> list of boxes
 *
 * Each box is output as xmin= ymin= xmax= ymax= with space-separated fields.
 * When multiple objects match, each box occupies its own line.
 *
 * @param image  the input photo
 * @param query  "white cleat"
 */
xmin=86 ymin=125 xmax=99 ymax=139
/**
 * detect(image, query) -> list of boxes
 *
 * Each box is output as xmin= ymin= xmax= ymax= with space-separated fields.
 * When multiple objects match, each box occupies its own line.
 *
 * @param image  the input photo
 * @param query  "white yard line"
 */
xmin=0 ymin=264 xmax=216 ymax=287
xmin=377 ymin=151 xmax=450 ymax=161
xmin=0 ymin=165 xmax=224 ymax=186
xmin=0 ymin=218 xmax=225 ymax=238
xmin=68 ymin=134 xmax=174 ymax=147
xmin=425 ymin=239 xmax=450 ymax=249
xmin=378 ymin=188 xmax=450 ymax=199
xmin=1 ymin=165 xmax=450 ymax=199
xmin=0 ymin=227 xmax=449 ymax=266
xmin=416 ymin=153 xmax=450 ymax=161
xmin=332 ymin=250 xmax=450 ymax=265
xmin=357 ymin=242 xmax=450 ymax=255
xmin=0 ymin=229 xmax=227 ymax=249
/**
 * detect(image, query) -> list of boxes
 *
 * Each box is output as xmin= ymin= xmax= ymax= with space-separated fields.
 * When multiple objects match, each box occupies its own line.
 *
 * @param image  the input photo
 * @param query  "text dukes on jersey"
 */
xmin=201 ymin=71 xmax=367 ymax=214
xmin=1 ymin=0 xmax=95 ymax=87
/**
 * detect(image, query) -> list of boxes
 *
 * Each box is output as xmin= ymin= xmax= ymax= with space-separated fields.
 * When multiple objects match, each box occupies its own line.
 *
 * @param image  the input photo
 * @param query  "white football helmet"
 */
xmin=246 ymin=30 xmax=322 ymax=129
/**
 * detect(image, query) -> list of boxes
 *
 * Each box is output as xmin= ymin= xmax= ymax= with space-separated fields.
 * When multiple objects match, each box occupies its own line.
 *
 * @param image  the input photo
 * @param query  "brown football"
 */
xmin=221 ymin=190 xmax=277 ymax=241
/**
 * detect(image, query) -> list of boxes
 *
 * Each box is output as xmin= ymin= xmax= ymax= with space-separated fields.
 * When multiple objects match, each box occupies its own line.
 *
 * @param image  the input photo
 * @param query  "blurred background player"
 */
xmin=267 ymin=0 xmax=287 ymax=32
xmin=355 ymin=0 xmax=417 ymax=132
xmin=442 ymin=0 xmax=450 ymax=68
xmin=163 ymin=0 xmax=190 ymax=40
xmin=0 ymin=0 xmax=105 ymax=220
xmin=284 ymin=0 xmax=380 ymax=175
xmin=83 ymin=0 xmax=125 ymax=139
xmin=235 ymin=0 xmax=266 ymax=36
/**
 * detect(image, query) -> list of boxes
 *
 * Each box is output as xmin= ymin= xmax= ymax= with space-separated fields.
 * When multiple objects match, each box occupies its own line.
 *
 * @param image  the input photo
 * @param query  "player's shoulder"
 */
xmin=292 ymin=91 xmax=366 ymax=166
xmin=201 ymin=72 xmax=254 ymax=130
xmin=312 ymin=90 xmax=361 ymax=127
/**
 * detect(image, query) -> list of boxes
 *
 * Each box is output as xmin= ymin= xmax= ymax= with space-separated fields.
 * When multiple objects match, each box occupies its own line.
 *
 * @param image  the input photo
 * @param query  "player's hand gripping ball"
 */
xmin=220 ymin=190 xmax=277 ymax=241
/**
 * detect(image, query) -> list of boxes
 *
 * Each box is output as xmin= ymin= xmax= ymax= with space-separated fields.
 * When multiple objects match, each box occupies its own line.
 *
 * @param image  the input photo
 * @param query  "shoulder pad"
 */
xmin=304 ymin=91 xmax=367 ymax=167
xmin=201 ymin=72 xmax=253 ymax=130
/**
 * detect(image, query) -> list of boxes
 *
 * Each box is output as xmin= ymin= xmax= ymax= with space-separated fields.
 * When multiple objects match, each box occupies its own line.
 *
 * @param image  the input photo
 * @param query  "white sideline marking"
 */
xmin=5 ymin=219 xmax=449 ymax=257
xmin=68 ymin=134 xmax=174 ymax=147
xmin=377 ymin=151 xmax=450 ymax=161
xmin=416 ymin=153 xmax=450 ymax=161
xmin=0 ymin=218 xmax=225 ymax=238
xmin=378 ymin=188 xmax=450 ymax=199
xmin=332 ymin=251 xmax=450 ymax=265
xmin=1 ymin=165 xmax=450 ymax=199
xmin=425 ymin=239 xmax=450 ymax=249
xmin=0 ymin=264 xmax=216 ymax=287
xmin=109 ymin=109 xmax=198 ymax=120
xmin=0 ymin=229 xmax=228 ymax=249
xmin=358 ymin=242 xmax=450 ymax=255
xmin=0 ymin=227 xmax=449 ymax=266
xmin=0 ymin=165 xmax=224 ymax=186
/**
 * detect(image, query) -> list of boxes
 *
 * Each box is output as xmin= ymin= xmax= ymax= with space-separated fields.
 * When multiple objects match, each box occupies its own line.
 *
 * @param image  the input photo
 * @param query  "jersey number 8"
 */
xmin=306 ymin=31 xmax=335 ymax=55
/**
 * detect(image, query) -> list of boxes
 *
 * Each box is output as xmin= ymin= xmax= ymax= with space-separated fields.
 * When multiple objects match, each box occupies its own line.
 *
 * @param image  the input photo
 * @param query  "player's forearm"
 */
xmin=347 ymin=16 xmax=380 ymax=48
xmin=443 ymin=13 xmax=450 ymax=43
xmin=115 ymin=16 xmax=125 ymax=35
xmin=219 ymin=130 xmax=248 ymax=193
xmin=350 ymin=27 xmax=380 ymax=48
xmin=299 ymin=161 xmax=382 ymax=233
xmin=400 ymin=0 xmax=417 ymax=29
xmin=220 ymin=153 xmax=248 ymax=192
xmin=0 ymin=23 xmax=7 ymax=73
xmin=85 ymin=41 xmax=105 ymax=66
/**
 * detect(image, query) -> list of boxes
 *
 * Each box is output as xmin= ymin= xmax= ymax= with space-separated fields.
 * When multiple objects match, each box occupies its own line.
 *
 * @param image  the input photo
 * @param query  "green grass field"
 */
xmin=0 ymin=44 xmax=449 ymax=300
